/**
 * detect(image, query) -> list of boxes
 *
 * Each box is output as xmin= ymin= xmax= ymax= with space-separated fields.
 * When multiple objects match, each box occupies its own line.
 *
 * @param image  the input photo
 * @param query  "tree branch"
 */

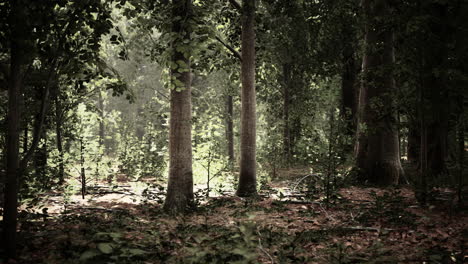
xmin=215 ymin=36 xmax=242 ymax=61
xmin=228 ymin=0 xmax=241 ymax=10
xmin=19 ymin=59 xmax=59 ymax=173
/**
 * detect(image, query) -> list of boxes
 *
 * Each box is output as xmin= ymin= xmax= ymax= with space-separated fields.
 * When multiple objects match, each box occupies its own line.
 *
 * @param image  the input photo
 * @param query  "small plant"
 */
xmin=80 ymin=232 xmax=148 ymax=263
xmin=183 ymin=218 xmax=259 ymax=263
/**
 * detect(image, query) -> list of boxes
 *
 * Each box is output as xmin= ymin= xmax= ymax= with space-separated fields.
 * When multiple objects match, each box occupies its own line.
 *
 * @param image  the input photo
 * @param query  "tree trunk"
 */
xmin=407 ymin=125 xmax=420 ymax=163
xmin=3 ymin=0 xmax=23 ymax=258
xmin=354 ymin=0 xmax=403 ymax=185
xmin=282 ymin=63 xmax=291 ymax=162
xmin=341 ymin=43 xmax=357 ymax=135
xmin=55 ymin=95 xmax=65 ymax=185
xmin=237 ymin=0 xmax=257 ymax=197
xmin=23 ymin=121 xmax=27 ymax=154
xmin=98 ymin=88 xmax=105 ymax=147
xmin=80 ymin=137 xmax=86 ymax=199
xmin=163 ymin=0 xmax=194 ymax=213
xmin=457 ymin=120 xmax=464 ymax=205
xmin=33 ymin=109 xmax=47 ymax=188
xmin=421 ymin=3 xmax=449 ymax=180
xmin=226 ymin=94 xmax=234 ymax=164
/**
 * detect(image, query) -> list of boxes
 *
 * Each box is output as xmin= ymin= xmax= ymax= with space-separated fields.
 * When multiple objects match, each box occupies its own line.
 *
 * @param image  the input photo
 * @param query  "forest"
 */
xmin=0 ymin=0 xmax=467 ymax=263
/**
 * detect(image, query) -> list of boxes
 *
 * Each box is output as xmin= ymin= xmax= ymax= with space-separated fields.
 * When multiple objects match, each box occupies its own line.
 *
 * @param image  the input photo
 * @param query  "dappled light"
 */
xmin=0 ymin=0 xmax=467 ymax=263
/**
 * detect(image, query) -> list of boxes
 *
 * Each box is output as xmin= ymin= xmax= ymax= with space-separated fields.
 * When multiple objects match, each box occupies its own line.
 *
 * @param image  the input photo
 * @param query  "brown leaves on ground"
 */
xmin=12 ymin=184 xmax=468 ymax=264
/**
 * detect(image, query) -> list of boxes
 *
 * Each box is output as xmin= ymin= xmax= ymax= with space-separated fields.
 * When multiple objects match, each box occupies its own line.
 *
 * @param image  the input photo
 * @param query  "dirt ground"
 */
xmin=7 ymin=179 xmax=468 ymax=264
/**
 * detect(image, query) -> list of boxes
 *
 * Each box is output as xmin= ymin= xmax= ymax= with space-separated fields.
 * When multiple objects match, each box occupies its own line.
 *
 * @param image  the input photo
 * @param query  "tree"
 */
xmin=3 ymin=0 xmax=24 ymax=258
xmin=163 ymin=0 xmax=194 ymax=213
xmin=2 ymin=0 xmax=115 ymax=257
xmin=354 ymin=0 xmax=403 ymax=185
xmin=237 ymin=0 xmax=257 ymax=197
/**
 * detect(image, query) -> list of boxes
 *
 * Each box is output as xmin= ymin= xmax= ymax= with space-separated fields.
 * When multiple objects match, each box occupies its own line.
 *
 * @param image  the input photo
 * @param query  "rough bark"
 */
xmin=163 ymin=0 xmax=194 ymax=213
xmin=3 ymin=0 xmax=23 ymax=258
xmin=354 ymin=0 xmax=403 ymax=186
xmin=237 ymin=0 xmax=257 ymax=197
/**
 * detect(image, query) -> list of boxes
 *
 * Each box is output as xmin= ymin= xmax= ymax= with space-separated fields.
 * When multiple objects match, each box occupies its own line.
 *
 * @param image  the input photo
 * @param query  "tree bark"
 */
xmin=341 ymin=43 xmax=357 ymax=135
xmin=421 ymin=3 xmax=449 ymax=180
xmin=355 ymin=0 xmax=403 ymax=186
xmin=55 ymin=94 xmax=65 ymax=185
xmin=407 ymin=125 xmax=420 ymax=163
xmin=237 ymin=0 xmax=257 ymax=197
xmin=163 ymin=0 xmax=194 ymax=213
xmin=282 ymin=63 xmax=291 ymax=162
xmin=3 ymin=0 xmax=23 ymax=258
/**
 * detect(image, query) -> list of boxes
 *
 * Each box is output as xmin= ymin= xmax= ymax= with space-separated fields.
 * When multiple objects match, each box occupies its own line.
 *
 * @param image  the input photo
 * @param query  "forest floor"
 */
xmin=6 ymin=171 xmax=468 ymax=264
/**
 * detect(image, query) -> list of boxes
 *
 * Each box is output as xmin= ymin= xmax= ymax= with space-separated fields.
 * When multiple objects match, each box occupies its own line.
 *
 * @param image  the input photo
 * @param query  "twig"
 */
xmin=257 ymin=231 xmax=275 ymax=264
xmin=292 ymin=174 xmax=320 ymax=192
xmin=318 ymin=202 xmax=335 ymax=222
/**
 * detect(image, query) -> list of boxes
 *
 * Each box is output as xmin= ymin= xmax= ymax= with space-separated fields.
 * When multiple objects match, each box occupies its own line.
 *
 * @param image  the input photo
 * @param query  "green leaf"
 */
xmin=80 ymin=249 xmax=101 ymax=261
xmin=127 ymin=248 xmax=147 ymax=256
xmin=97 ymin=243 xmax=114 ymax=254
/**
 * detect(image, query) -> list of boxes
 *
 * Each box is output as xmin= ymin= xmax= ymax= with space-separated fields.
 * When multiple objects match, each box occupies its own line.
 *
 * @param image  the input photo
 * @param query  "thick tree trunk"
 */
xmin=226 ymin=94 xmax=234 ymax=163
xmin=163 ymin=0 xmax=194 ymax=213
xmin=3 ymin=0 xmax=23 ymax=258
xmin=237 ymin=0 xmax=257 ymax=197
xmin=354 ymin=0 xmax=403 ymax=185
xmin=282 ymin=63 xmax=291 ymax=162
xmin=421 ymin=3 xmax=449 ymax=180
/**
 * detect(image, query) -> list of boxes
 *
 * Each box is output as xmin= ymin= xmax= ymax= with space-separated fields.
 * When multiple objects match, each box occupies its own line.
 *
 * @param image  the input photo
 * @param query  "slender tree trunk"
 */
xmin=33 ymin=109 xmax=47 ymax=188
xmin=341 ymin=43 xmax=357 ymax=135
xmin=226 ymin=94 xmax=234 ymax=163
xmin=3 ymin=0 xmax=23 ymax=257
xmin=80 ymin=137 xmax=86 ymax=199
xmin=163 ymin=0 xmax=194 ymax=213
xmin=237 ymin=0 xmax=257 ymax=197
xmin=355 ymin=0 xmax=403 ymax=185
xmin=23 ymin=121 xmax=27 ymax=154
xmin=407 ymin=125 xmax=420 ymax=163
xmin=282 ymin=63 xmax=291 ymax=162
xmin=98 ymin=89 xmax=105 ymax=146
xmin=55 ymin=95 xmax=65 ymax=185
xmin=457 ymin=120 xmax=464 ymax=206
